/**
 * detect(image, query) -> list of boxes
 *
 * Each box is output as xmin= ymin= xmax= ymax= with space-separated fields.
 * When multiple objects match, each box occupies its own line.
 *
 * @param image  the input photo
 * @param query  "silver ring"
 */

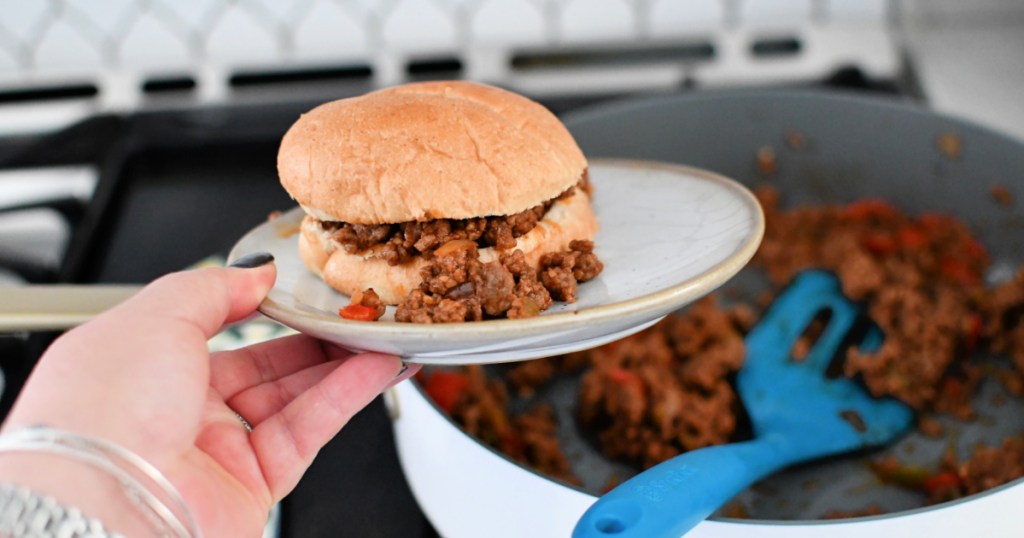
xmin=233 ymin=411 xmax=253 ymax=433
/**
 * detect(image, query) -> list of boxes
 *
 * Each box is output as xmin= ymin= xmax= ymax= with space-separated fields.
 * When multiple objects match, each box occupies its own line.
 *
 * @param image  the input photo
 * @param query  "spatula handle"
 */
xmin=573 ymin=438 xmax=792 ymax=538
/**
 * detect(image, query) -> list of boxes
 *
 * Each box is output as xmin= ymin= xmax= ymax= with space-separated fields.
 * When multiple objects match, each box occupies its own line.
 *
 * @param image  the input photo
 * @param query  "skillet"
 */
xmin=560 ymin=88 xmax=1024 ymax=517
xmin=391 ymin=88 xmax=1024 ymax=533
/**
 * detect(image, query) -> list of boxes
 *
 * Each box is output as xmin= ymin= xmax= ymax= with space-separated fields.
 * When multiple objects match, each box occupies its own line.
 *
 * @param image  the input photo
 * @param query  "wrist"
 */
xmin=0 ymin=454 xmax=151 ymax=536
xmin=0 ymin=426 xmax=199 ymax=538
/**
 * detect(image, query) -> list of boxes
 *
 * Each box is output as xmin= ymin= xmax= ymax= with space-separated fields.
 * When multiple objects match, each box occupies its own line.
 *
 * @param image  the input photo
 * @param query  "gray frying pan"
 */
xmin=394 ymin=89 xmax=1024 ymax=530
xmin=558 ymin=88 xmax=1024 ymax=518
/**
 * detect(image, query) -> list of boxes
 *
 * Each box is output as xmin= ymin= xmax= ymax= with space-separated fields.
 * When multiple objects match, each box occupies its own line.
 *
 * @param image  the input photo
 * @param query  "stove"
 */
xmin=0 ymin=81 xmax=903 ymax=538
xmin=0 ymin=1 xmax=1020 ymax=536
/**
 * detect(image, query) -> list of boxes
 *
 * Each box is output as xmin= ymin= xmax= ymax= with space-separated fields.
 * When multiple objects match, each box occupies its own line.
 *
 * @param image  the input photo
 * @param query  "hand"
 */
xmin=0 ymin=257 xmax=418 ymax=537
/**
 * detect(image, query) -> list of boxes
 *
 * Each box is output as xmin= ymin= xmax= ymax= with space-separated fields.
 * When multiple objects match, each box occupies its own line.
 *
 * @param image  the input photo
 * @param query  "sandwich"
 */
xmin=277 ymin=80 xmax=602 ymax=322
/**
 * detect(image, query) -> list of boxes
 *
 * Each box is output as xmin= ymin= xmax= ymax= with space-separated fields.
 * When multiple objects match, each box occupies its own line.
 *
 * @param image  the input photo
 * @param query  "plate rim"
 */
xmin=230 ymin=158 xmax=765 ymax=341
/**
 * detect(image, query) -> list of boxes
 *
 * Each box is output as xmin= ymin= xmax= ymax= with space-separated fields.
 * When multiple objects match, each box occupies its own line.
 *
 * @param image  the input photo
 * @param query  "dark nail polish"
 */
xmin=393 ymin=361 xmax=409 ymax=379
xmin=230 ymin=252 xmax=275 ymax=268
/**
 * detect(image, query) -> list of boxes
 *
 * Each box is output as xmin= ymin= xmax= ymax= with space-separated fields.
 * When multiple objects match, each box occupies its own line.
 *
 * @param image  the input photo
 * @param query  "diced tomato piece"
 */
xmin=608 ymin=368 xmax=638 ymax=385
xmin=422 ymin=370 xmax=470 ymax=413
xmin=923 ymin=472 xmax=962 ymax=496
xmin=940 ymin=258 xmax=979 ymax=286
xmin=898 ymin=226 xmax=929 ymax=250
xmin=607 ymin=368 xmax=646 ymax=396
xmin=861 ymin=233 xmax=898 ymax=255
xmin=917 ymin=213 xmax=953 ymax=233
xmin=964 ymin=313 xmax=984 ymax=353
xmin=941 ymin=377 xmax=965 ymax=399
xmin=843 ymin=199 xmax=898 ymax=221
xmin=338 ymin=304 xmax=380 ymax=321
xmin=963 ymin=238 xmax=987 ymax=259
xmin=499 ymin=432 xmax=524 ymax=459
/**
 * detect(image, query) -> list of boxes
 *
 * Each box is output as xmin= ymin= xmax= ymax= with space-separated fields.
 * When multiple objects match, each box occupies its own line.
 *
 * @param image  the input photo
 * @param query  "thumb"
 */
xmin=108 ymin=253 xmax=277 ymax=340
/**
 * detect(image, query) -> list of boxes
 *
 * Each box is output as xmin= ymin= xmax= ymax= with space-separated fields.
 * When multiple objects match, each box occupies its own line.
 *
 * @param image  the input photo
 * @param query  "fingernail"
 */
xmin=393 ymin=361 xmax=409 ymax=379
xmin=230 ymin=252 xmax=274 ymax=268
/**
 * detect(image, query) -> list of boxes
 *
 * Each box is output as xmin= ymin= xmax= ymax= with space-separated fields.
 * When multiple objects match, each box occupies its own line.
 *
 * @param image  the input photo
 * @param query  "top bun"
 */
xmin=277 ymin=81 xmax=587 ymax=224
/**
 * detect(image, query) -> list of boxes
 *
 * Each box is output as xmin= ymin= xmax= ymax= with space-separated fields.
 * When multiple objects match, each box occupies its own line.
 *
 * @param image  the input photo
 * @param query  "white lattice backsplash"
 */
xmin=0 ymin=0 xmax=899 ymax=133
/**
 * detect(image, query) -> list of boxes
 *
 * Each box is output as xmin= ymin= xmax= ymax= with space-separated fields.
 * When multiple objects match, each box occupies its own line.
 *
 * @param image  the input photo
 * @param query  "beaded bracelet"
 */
xmin=0 ymin=426 xmax=200 ymax=538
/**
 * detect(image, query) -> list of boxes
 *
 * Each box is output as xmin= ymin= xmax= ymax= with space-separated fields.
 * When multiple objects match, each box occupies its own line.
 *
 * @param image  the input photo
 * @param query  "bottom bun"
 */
xmin=298 ymin=191 xmax=600 ymax=305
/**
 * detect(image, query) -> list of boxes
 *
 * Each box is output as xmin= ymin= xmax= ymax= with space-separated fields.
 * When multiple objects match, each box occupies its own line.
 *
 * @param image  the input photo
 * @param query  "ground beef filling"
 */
xmin=321 ymin=173 xmax=591 ymax=265
xmin=574 ymin=297 xmax=752 ymax=469
xmin=755 ymin=188 xmax=989 ymax=411
xmin=420 ymin=365 xmax=579 ymax=485
xmin=394 ymin=239 xmax=602 ymax=323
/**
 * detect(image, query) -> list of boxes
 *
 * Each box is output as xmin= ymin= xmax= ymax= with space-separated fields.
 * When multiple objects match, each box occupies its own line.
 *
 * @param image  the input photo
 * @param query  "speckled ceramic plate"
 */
xmin=227 ymin=159 xmax=764 ymax=364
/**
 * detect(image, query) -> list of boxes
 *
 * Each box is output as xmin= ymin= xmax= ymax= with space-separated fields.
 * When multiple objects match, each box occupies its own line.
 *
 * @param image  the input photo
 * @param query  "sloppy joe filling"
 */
xmin=395 ymin=239 xmax=602 ymax=323
xmin=317 ymin=172 xmax=592 ymax=266
xmin=327 ymin=169 xmax=603 ymax=322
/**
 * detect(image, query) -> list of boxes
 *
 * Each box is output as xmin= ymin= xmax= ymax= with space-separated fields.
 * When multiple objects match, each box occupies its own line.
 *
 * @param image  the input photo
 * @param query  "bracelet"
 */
xmin=0 ymin=426 xmax=201 ymax=538
xmin=0 ymin=482 xmax=122 ymax=537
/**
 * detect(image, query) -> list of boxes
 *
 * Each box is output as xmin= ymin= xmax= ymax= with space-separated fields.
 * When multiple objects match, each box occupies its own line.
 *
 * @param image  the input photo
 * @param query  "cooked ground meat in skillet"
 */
xmin=418 ymin=189 xmax=1024 ymax=513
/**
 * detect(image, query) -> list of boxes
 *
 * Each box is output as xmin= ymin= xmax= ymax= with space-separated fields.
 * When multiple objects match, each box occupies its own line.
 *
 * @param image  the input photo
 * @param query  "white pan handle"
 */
xmin=0 ymin=285 xmax=142 ymax=332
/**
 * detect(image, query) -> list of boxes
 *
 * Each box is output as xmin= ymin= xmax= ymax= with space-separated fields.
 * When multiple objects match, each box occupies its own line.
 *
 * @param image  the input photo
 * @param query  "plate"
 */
xmin=227 ymin=159 xmax=764 ymax=364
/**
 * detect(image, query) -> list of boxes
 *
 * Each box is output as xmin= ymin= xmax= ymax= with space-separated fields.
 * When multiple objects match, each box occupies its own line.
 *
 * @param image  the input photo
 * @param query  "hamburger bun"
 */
xmin=278 ymin=80 xmax=596 ymax=305
xmin=277 ymin=80 xmax=587 ymax=224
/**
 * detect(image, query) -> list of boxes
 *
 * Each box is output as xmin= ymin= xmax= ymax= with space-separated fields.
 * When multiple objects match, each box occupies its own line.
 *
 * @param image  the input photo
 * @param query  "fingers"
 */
xmin=226 ymin=357 xmax=420 ymax=427
xmin=216 ymin=336 xmax=416 ymax=457
xmin=248 ymin=352 xmax=403 ymax=501
xmin=210 ymin=334 xmax=352 ymax=400
xmin=226 ymin=359 xmax=344 ymax=425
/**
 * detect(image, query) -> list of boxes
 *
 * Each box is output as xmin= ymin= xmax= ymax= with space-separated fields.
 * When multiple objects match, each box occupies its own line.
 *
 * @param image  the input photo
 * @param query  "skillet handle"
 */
xmin=573 ymin=437 xmax=792 ymax=538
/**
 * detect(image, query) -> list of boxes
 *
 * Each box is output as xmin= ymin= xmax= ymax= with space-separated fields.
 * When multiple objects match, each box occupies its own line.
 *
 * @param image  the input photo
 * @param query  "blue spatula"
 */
xmin=573 ymin=270 xmax=914 ymax=538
